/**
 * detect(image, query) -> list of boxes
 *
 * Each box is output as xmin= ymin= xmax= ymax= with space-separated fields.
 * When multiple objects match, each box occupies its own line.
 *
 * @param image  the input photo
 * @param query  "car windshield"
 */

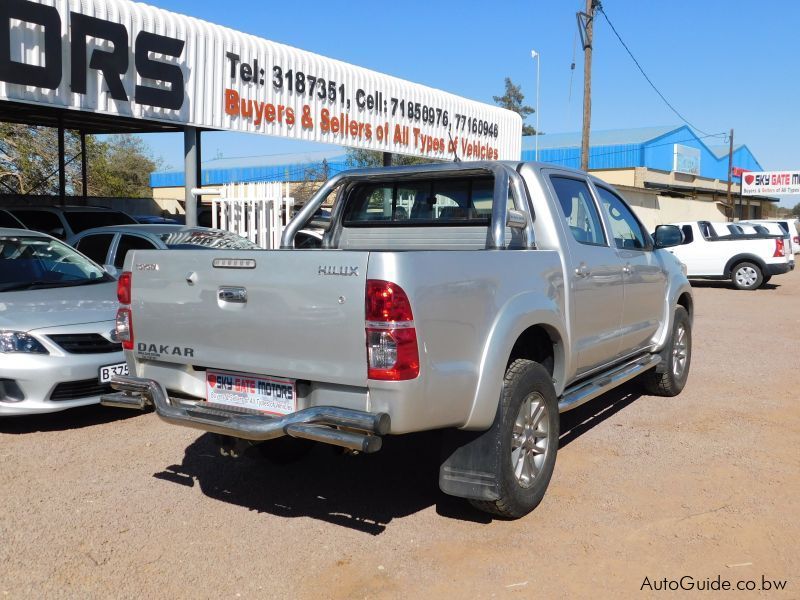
xmin=63 ymin=211 xmax=137 ymax=233
xmin=158 ymin=229 xmax=261 ymax=250
xmin=0 ymin=235 xmax=109 ymax=291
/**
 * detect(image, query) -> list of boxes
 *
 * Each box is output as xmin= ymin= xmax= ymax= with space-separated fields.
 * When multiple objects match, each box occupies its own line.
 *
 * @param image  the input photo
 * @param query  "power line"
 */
xmin=597 ymin=4 xmax=713 ymax=137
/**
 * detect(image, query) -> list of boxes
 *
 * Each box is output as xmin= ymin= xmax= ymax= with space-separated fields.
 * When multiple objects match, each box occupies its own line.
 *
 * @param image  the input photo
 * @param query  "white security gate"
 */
xmin=211 ymin=182 xmax=294 ymax=249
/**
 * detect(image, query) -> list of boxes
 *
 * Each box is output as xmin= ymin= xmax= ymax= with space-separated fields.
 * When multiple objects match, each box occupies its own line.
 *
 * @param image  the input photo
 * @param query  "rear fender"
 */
xmin=462 ymin=292 xmax=567 ymax=430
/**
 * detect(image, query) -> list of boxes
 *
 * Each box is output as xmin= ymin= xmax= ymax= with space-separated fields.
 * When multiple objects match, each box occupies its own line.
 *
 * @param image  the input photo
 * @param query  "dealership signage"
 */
xmin=741 ymin=171 xmax=800 ymax=196
xmin=673 ymin=144 xmax=700 ymax=175
xmin=0 ymin=0 xmax=521 ymax=160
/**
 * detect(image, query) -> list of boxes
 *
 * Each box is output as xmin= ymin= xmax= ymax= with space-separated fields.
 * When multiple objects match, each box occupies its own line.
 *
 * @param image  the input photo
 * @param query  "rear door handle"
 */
xmin=218 ymin=287 xmax=247 ymax=303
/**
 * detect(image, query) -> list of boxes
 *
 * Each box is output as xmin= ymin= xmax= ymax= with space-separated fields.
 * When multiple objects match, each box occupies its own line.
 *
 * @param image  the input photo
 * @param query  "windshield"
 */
xmin=64 ymin=211 xmax=137 ymax=233
xmin=158 ymin=229 xmax=261 ymax=250
xmin=0 ymin=235 xmax=109 ymax=291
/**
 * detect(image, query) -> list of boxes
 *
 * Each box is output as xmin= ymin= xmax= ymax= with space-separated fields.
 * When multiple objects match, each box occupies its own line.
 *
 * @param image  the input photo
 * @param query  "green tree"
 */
xmin=0 ymin=124 xmax=159 ymax=197
xmin=791 ymin=202 xmax=800 ymax=217
xmin=493 ymin=77 xmax=537 ymax=136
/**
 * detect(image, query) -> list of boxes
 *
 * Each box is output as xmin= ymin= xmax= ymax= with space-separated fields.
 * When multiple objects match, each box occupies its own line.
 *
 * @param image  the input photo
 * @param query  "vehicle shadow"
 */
xmin=559 ymin=381 xmax=642 ymax=448
xmin=153 ymin=383 xmax=645 ymax=534
xmin=0 ymin=404 xmax=140 ymax=434
xmin=153 ymin=429 xmax=468 ymax=535
xmin=689 ymin=280 xmax=779 ymax=291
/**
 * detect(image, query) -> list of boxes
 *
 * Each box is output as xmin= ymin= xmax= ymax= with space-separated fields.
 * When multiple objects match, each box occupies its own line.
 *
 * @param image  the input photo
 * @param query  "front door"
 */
xmin=546 ymin=174 xmax=625 ymax=375
xmin=594 ymin=185 xmax=667 ymax=356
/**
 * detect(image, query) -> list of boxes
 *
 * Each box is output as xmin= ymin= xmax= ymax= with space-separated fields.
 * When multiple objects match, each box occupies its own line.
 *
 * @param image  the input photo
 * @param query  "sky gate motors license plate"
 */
xmin=205 ymin=369 xmax=296 ymax=416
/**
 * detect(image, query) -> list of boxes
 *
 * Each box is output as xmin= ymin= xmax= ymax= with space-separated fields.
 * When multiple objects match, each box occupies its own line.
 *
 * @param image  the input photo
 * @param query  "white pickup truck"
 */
xmin=102 ymin=161 xmax=693 ymax=518
xmin=668 ymin=221 xmax=793 ymax=290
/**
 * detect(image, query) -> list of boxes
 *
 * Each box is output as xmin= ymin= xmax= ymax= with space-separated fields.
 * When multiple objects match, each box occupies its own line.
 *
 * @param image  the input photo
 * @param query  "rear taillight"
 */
xmin=116 ymin=308 xmax=134 ymax=350
xmin=116 ymin=271 xmax=133 ymax=350
xmin=366 ymin=280 xmax=419 ymax=381
xmin=793 ymin=235 xmax=799 ymax=245
xmin=117 ymin=271 xmax=132 ymax=304
xmin=774 ymin=238 xmax=785 ymax=257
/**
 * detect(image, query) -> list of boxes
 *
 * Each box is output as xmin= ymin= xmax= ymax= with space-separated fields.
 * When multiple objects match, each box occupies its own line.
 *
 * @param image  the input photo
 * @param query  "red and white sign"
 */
xmin=731 ymin=166 xmax=749 ymax=178
xmin=741 ymin=171 xmax=800 ymax=196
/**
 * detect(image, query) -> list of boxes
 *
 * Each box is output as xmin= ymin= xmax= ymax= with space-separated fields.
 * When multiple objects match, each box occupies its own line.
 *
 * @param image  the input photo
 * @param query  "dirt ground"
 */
xmin=1 ymin=269 xmax=798 ymax=599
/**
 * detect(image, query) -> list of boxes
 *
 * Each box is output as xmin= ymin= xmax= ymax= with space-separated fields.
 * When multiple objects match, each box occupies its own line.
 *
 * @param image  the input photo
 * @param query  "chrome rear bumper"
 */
xmin=101 ymin=375 xmax=389 ymax=453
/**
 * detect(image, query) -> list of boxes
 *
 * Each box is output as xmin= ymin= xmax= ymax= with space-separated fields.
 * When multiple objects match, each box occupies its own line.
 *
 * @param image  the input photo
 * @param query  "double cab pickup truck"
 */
xmin=103 ymin=161 xmax=693 ymax=518
xmin=668 ymin=221 xmax=793 ymax=290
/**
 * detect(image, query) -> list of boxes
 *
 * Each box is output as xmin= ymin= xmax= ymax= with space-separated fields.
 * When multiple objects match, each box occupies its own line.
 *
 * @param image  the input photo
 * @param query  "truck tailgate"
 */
xmin=127 ymin=249 xmax=370 ymax=387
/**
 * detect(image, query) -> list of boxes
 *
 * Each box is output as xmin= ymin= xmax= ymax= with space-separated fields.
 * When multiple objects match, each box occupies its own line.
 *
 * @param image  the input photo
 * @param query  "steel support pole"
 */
xmin=58 ymin=117 xmax=66 ymax=206
xmin=80 ymin=131 xmax=88 ymax=202
xmin=184 ymin=126 xmax=199 ymax=226
xmin=726 ymin=128 xmax=734 ymax=220
xmin=580 ymin=0 xmax=595 ymax=172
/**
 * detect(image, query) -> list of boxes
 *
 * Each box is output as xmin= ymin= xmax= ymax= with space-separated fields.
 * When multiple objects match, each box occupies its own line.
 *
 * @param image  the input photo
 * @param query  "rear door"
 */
xmin=545 ymin=173 xmax=624 ymax=375
xmin=128 ymin=249 xmax=371 ymax=387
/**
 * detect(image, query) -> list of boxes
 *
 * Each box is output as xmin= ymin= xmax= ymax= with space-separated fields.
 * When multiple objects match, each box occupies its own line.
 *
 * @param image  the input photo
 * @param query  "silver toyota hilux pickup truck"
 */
xmin=103 ymin=161 xmax=693 ymax=518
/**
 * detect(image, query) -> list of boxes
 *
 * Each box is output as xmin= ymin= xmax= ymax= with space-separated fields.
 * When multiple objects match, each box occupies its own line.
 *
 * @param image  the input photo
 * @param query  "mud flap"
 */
xmin=439 ymin=421 xmax=502 ymax=501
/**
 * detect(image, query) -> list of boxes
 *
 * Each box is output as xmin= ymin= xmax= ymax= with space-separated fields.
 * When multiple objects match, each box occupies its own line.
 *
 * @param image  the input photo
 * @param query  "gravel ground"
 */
xmin=1 ymin=269 xmax=798 ymax=599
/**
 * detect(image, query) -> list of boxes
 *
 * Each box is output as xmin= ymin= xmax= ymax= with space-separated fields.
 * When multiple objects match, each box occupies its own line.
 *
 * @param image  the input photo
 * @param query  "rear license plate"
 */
xmin=205 ymin=369 xmax=296 ymax=416
xmin=99 ymin=362 xmax=129 ymax=383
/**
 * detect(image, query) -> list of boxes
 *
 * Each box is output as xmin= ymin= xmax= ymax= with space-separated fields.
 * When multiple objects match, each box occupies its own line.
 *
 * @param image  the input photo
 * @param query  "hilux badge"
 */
xmin=318 ymin=266 xmax=359 ymax=276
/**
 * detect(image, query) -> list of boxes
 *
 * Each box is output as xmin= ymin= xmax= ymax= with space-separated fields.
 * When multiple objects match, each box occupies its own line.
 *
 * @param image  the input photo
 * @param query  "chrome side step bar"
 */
xmin=101 ymin=376 xmax=389 ymax=454
xmin=558 ymin=353 xmax=661 ymax=413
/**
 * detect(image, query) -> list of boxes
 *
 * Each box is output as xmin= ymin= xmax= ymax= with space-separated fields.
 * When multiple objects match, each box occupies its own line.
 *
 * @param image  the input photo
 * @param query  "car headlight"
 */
xmin=0 ymin=331 xmax=49 ymax=354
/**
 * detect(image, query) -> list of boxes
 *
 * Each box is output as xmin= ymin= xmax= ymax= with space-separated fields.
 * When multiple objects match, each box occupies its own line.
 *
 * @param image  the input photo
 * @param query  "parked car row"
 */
xmin=0 ymin=206 xmax=262 ymax=417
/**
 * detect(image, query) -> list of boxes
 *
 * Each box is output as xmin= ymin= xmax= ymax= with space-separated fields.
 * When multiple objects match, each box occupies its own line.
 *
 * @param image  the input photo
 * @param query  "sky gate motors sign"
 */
xmin=0 ymin=0 xmax=522 ymax=161
xmin=741 ymin=171 xmax=800 ymax=196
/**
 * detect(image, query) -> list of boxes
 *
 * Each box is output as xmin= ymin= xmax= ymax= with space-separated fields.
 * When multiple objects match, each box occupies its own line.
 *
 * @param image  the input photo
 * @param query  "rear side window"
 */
xmin=75 ymin=234 xmax=114 ymax=265
xmin=114 ymin=234 xmax=157 ymax=268
xmin=10 ymin=211 xmax=63 ymax=237
xmin=342 ymin=177 xmax=497 ymax=226
xmin=549 ymin=176 xmax=606 ymax=246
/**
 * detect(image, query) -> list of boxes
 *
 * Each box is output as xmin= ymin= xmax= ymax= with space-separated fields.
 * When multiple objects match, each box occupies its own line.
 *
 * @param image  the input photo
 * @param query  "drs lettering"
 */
xmin=0 ymin=0 xmax=185 ymax=110
xmin=213 ymin=374 xmax=293 ymax=400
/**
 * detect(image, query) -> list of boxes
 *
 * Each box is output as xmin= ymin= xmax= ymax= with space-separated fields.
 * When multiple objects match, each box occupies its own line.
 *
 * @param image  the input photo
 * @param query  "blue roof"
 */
xmin=521 ymin=125 xmax=763 ymax=180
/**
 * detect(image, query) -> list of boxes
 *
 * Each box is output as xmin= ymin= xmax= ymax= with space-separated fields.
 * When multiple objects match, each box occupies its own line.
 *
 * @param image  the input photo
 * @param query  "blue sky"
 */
xmin=141 ymin=0 xmax=800 ymax=207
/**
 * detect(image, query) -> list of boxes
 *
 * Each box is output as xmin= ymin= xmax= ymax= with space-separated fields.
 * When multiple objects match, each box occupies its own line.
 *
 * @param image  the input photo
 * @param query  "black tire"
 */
xmin=731 ymin=261 xmax=763 ymax=290
xmin=760 ymin=275 xmax=772 ymax=288
xmin=640 ymin=306 xmax=691 ymax=397
xmin=251 ymin=436 xmax=315 ymax=464
xmin=469 ymin=359 xmax=559 ymax=519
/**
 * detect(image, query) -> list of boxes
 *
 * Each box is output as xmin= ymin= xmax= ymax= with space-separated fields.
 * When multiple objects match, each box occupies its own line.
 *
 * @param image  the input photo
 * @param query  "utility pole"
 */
xmin=726 ymin=128 xmax=734 ymax=220
xmin=579 ymin=0 xmax=597 ymax=172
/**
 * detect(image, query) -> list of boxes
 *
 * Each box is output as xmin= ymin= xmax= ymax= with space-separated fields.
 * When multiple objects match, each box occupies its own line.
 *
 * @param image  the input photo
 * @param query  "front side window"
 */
xmin=549 ymin=176 xmax=606 ymax=245
xmin=75 ymin=234 xmax=114 ymax=265
xmin=595 ymin=187 xmax=647 ymax=250
xmin=114 ymin=235 xmax=158 ymax=268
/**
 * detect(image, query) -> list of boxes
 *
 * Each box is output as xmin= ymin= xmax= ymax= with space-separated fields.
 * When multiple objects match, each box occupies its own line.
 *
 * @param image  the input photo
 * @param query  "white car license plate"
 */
xmin=205 ymin=369 xmax=296 ymax=416
xmin=99 ymin=362 xmax=129 ymax=383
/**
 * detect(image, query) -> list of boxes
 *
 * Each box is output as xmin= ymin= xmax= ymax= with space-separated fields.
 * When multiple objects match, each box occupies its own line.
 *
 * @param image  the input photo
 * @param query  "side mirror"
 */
xmin=653 ymin=224 xmax=684 ymax=249
xmin=103 ymin=265 xmax=119 ymax=278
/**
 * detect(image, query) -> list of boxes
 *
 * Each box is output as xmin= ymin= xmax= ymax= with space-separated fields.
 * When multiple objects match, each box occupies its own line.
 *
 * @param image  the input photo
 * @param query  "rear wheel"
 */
xmin=469 ymin=359 xmax=559 ymax=519
xmin=760 ymin=275 xmax=772 ymax=288
xmin=640 ymin=306 xmax=691 ymax=397
xmin=731 ymin=262 xmax=763 ymax=290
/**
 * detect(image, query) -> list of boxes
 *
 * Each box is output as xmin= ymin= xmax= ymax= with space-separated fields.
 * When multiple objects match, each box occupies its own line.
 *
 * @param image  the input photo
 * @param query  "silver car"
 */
xmin=68 ymin=225 xmax=261 ymax=276
xmin=0 ymin=228 xmax=126 ymax=416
